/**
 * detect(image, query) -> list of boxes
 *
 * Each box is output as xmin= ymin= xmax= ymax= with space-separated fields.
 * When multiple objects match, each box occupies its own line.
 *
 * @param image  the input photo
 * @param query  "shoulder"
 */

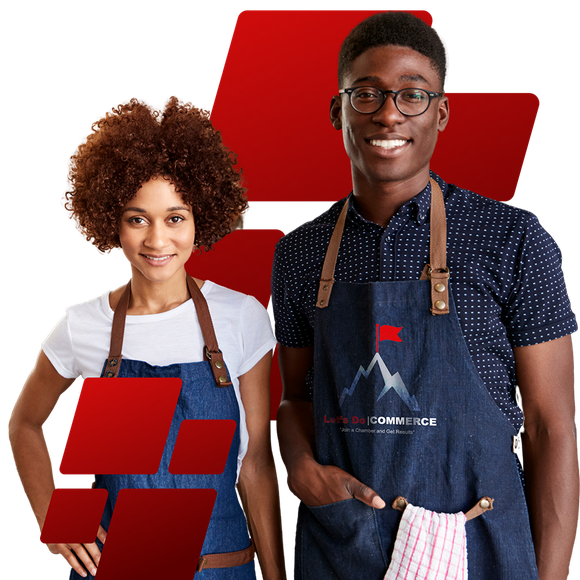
xmin=273 ymin=198 xmax=348 ymax=279
xmin=275 ymin=198 xmax=348 ymax=253
xmin=63 ymin=292 xmax=113 ymax=327
xmin=444 ymin=182 xmax=544 ymax=242
xmin=203 ymin=281 xmax=270 ymax=327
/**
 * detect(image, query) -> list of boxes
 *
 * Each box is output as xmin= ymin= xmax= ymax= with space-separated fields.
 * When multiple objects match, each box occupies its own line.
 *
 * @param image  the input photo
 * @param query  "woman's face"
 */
xmin=119 ymin=177 xmax=195 ymax=285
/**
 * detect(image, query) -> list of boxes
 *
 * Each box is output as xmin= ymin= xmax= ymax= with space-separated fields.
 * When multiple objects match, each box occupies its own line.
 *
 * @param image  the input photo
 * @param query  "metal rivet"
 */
xmin=323 ymin=284 xmax=328 ymax=291
xmin=480 ymin=499 xmax=490 ymax=510
xmin=218 ymin=376 xmax=227 ymax=384
xmin=105 ymin=371 xmax=114 ymax=378
xmin=434 ymin=283 xmax=445 ymax=293
xmin=109 ymin=359 xmax=117 ymax=367
xmin=319 ymin=299 xmax=325 ymax=306
xmin=215 ymin=360 xmax=223 ymax=369
xmin=396 ymin=498 xmax=407 ymax=510
xmin=435 ymin=300 xmax=446 ymax=310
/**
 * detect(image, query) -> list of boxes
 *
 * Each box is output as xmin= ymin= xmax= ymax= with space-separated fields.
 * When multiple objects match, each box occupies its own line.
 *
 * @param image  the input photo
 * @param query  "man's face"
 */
xmin=331 ymin=45 xmax=449 ymax=190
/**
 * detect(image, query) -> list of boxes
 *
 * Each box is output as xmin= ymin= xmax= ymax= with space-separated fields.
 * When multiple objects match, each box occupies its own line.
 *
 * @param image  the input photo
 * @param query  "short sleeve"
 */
xmin=42 ymin=314 xmax=81 ymax=379
xmin=271 ymin=239 xmax=315 ymax=348
xmin=503 ymin=213 xmax=577 ymax=346
xmin=237 ymin=296 xmax=277 ymax=376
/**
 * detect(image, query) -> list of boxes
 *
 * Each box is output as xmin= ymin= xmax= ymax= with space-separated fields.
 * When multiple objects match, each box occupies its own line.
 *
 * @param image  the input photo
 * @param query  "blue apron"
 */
xmin=296 ymin=180 xmax=538 ymax=580
xmin=71 ymin=275 xmax=255 ymax=579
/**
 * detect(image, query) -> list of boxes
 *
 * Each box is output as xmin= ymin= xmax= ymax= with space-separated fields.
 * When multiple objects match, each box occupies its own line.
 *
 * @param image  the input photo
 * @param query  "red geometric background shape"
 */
xmin=186 ymin=229 xmax=284 ymax=419
xmin=96 ymin=489 xmax=216 ymax=580
xmin=169 ymin=420 xmax=237 ymax=474
xmin=60 ymin=378 xmax=182 ymax=474
xmin=212 ymin=11 xmax=537 ymax=202
xmin=40 ymin=488 xmax=108 ymax=544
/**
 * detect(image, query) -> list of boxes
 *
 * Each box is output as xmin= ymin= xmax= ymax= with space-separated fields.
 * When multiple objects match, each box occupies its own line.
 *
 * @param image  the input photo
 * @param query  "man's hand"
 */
xmin=288 ymin=454 xmax=385 ymax=509
xmin=46 ymin=524 xmax=107 ymax=578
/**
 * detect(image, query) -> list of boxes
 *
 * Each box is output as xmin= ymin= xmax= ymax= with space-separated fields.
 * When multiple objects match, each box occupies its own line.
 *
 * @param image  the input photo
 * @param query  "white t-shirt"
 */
xmin=42 ymin=280 xmax=276 ymax=478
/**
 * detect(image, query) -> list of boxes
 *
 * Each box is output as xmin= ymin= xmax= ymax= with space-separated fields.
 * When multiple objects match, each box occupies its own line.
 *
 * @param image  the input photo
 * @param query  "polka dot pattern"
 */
xmin=271 ymin=173 xmax=577 ymax=430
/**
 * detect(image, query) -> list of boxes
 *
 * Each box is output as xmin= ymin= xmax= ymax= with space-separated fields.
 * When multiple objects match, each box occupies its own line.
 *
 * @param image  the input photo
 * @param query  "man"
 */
xmin=273 ymin=11 xmax=578 ymax=580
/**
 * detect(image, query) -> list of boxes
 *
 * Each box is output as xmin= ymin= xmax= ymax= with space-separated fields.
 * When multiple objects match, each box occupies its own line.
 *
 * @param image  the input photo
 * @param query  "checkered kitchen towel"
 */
xmin=384 ymin=503 xmax=468 ymax=580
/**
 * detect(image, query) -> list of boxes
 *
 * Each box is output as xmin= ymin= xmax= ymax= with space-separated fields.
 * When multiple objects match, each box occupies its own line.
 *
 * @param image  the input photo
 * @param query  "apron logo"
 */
xmin=339 ymin=323 xmax=420 ymax=412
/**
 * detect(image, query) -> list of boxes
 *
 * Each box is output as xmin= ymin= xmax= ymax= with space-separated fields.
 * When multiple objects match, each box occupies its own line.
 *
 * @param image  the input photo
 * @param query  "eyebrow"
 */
xmin=352 ymin=73 xmax=431 ymax=86
xmin=122 ymin=205 xmax=191 ymax=213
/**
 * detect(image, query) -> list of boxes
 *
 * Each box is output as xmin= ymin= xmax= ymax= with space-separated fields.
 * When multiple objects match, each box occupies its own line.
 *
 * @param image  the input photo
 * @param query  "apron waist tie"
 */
xmin=197 ymin=539 xmax=255 ymax=572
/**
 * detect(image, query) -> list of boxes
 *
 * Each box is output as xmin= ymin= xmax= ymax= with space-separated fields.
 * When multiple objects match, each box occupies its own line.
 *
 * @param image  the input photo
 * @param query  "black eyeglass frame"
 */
xmin=339 ymin=86 xmax=445 ymax=117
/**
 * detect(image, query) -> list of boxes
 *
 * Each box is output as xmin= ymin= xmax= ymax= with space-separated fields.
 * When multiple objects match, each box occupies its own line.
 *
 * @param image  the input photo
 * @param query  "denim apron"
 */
xmin=71 ymin=275 xmax=255 ymax=580
xmin=296 ymin=180 xmax=538 ymax=580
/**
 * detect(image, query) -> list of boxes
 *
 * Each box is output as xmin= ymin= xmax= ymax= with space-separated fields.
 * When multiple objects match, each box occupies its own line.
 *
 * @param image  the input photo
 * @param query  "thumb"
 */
xmin=345 ymin=478 xmax=385 ymax=509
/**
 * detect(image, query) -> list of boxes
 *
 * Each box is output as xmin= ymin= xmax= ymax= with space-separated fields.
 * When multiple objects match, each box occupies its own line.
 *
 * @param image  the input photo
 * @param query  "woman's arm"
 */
xmin=236 ymin=351 xmax=286 ymax=580
xmin=9 ymin=350 xmax=106 ymax=578
xmin=515 ymin=335 xmax=579 ymax=580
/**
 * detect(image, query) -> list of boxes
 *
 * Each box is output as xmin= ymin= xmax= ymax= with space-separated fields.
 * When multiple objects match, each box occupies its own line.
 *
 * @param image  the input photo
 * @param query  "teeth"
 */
xmin=370 ymin=139 xmax=407 ymax=149
xmin=145 ymin=255 xmax=170 ymax=261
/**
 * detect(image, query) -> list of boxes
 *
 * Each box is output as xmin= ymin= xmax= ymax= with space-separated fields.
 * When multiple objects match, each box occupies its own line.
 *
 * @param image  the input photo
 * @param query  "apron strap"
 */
xmin=317 ymin=178 xmax=449 ymax=314
xmin=104 ymin=275 xmax=231 ymax=387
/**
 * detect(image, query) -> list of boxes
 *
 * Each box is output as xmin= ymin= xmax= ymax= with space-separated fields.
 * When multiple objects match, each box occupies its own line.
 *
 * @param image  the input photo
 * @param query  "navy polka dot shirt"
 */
xmin=272 ymin=172 xmax=577 ymax=430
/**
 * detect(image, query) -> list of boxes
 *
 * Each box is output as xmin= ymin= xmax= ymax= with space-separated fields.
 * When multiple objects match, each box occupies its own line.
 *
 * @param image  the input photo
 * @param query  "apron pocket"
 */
xmin=297 ymin=499 xmax=386 ymax=580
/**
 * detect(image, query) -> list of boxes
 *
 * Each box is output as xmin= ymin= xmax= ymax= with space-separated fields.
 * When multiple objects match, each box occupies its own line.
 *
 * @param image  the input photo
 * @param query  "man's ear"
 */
xmin=329 ymin=95 xmax=342 ymax=130
xmin=437 ymin=96 xmax=450 ymax=132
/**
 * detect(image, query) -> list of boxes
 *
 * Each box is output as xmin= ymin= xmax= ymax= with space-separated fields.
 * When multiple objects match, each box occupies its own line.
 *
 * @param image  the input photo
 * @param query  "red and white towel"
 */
xmin=384 ymin=503 xmax=468 ymax=580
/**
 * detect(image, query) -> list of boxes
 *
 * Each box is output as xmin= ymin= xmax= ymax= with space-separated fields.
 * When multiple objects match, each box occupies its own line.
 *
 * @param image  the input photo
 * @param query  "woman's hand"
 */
xmin=46 ymin=525 xmax=107 ymax=578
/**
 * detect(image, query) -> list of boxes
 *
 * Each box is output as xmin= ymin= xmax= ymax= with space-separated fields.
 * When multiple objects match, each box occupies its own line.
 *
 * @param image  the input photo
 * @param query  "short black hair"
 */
xmin=338 ymin=12 xmax=446 ymax=89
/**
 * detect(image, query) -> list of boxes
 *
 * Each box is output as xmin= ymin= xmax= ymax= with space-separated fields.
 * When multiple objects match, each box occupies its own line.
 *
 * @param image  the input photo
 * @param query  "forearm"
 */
xmin=9 ymin=419 xmax=56 ymax=529
xmin=276 ymin=398 xmax=317 ymax=478
xmin=237 ymin=455 xmax=286 ymax=580
xmin=523 ymin=421 xmax=579 ymax=580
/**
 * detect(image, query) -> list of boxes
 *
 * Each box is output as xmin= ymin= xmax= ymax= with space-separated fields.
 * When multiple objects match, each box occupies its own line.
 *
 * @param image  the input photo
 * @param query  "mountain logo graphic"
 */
xmin=339 ymin=324 xmax=420 ymax=411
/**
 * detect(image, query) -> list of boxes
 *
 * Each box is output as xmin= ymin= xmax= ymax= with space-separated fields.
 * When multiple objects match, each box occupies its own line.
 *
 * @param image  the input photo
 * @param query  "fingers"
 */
xmin=345 ymin=478 xmax=386 ymax=509
xmin=47 ymin=542 xmax=98 ymax=578
xmin=290 ymin=458 xmax=385 ymax=508
xmin=97 ymin=524 xmax=107 ymax=544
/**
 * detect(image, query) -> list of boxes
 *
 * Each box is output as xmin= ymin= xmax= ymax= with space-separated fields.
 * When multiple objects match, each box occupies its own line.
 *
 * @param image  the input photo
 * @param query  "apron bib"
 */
xmin=296 ymin=180 xmax=538 ymax=580
xmin=71 ymin=276 xmax=254 ymax=580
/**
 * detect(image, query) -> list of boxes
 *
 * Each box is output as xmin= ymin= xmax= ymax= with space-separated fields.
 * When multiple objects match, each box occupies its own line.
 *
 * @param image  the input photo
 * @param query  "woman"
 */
xmin=9 ymin=98 xmax=286 ymax=580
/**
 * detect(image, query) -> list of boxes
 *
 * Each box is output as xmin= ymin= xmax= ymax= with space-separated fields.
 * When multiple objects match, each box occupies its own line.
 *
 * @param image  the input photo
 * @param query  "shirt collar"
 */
xmin=346 ymin=171 xmax=448 ymax=227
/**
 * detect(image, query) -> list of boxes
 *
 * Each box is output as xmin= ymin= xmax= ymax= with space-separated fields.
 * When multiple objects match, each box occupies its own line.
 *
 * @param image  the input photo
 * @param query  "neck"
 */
xmin=128 ymin=268 xmax=191 ymax=315
xmin=352 ymin=168 xmax=430 ymax=228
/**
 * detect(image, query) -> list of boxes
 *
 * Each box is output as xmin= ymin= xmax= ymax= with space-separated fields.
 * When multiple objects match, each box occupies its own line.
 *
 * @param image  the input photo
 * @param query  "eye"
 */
xmin=400 ymin=89 xmax=427 ymax=103
xmin=352 ymin=87 xmax=381 ymax=102
xmin=168 ymin=215 xmax=185 ymax=224
xmin=128 ymin=216 xmax=146 ymax=225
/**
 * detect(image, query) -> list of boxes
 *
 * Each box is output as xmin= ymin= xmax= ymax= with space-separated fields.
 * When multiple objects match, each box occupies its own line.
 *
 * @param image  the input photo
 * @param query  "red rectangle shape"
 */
xmin=60 ymin=378 xmax=182 ymax=474
xmin=97 ymin=488 xmax=216 ymax=580
xmin=40 ymin=488 xmax=108 ymax=544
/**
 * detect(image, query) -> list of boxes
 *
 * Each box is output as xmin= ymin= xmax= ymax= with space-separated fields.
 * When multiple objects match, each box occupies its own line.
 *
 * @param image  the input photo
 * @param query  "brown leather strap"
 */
xmin=185 ymin=275 xmax=231 ymax=387
xmin=105 ymin=275 xmax=231 ymax=387
xmin=197 ymin=539 xmax=255 ymax=572
xmin=316 ymin=179 xmax=449 ymax=314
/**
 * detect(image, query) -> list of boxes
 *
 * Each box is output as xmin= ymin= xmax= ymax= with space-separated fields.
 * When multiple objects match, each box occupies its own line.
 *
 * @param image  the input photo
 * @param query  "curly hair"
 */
xmin=65 ymin=97 xmax=247 ymax=252
xmin=338 ymin=12 xmax=446 ymax=89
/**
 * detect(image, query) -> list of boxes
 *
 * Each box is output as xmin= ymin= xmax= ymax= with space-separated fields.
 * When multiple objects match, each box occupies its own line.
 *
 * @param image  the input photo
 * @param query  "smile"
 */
xmin=141 ymin=254 xmax=175 ymax=265
xmin=369 ymin=139 xmax=408 ymax=150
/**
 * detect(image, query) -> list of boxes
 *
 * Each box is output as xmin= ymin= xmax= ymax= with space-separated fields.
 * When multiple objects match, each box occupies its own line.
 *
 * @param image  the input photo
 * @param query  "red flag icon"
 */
xmin=376 ymin=324 xmax=403 ymax=352
xmin=380 ymin=325 xmax=402 ymax=342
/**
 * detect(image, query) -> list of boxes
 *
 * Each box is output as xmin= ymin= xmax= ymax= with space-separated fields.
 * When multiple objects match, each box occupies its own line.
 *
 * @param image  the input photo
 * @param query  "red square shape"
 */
xmin=169 ymin=420 xmax=236 ymax=474
xmin=40 ymin=488 xmax=108 ymax=544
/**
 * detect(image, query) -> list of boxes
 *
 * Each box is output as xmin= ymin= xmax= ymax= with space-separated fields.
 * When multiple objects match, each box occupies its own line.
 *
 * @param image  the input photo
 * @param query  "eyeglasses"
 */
xmin=339 ymin=87 xmax=445 ymax=116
